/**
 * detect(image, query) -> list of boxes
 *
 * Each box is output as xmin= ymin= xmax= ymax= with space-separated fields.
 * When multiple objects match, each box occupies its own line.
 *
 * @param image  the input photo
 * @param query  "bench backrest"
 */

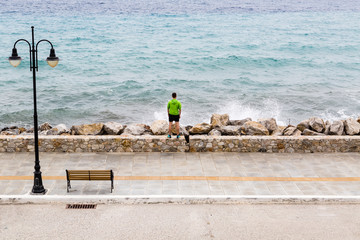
xmin=66 ymin=170 xmax=113 ymax=181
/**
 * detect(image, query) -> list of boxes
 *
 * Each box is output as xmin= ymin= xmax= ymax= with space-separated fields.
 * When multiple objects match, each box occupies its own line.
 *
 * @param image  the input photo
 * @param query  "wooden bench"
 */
xmin=66 ymin=170 xmax=114 ymax=193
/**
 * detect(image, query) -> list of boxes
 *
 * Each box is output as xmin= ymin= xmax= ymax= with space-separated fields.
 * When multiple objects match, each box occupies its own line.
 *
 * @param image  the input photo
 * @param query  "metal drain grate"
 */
xmin=66 ymin=204 xmax=97 ymax=209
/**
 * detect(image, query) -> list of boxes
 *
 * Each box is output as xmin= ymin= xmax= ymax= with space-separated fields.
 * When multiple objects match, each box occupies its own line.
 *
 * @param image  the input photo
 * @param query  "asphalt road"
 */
xmin=1 ymin=204 xmax=360 ymax=240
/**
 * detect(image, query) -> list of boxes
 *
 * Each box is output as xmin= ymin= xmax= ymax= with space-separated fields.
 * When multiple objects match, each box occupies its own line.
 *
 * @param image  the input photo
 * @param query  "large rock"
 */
xmin=302 ymin=129 xmax=325 ymax=136
xmin=309 ymin=117 xmax=325 ymax=133
xmin=1 ymin=129 xmax=20 ymax=135
xmin=344 ymin=118 xmax=360 ymax=135
xmin=208 ymin=129 xmax=221 ymax=136
xmin=39 ymin=122 xmax=52 ymax=131
xmin=283 ymin=126 xmax=301 ymax=136
xmin=2 ymin=126 xmax=18 ymax=131
xmin=123 ymin=124 xmax=150 ymax=135
xmin=271 ymin=126 xmax=286 ymax=136
xmin=241 ymin=121 xmax=269 ymax=135
xmin=258 ymin=118 xmax=278 ymax=134
xmin=103 ymin=122 xmax=125 ymax=135
xmin=328 ymin=120 xmax=344 ymax=135
xmin=189 ymin=123 xmax=212 ymax=135
xmin=0 ymin=126 xmax=26 ymax=135
xmin=171 ymin=125 xmax=189 ymax=136
xmin=229 ymin=118 xmax=252 ymax=126
xmin=150 ymin=120 xmax=168 ymax=135
xmin=210 ymin=114 xmax=230 ymax=128
xmin=26 ymin=128 xmax=34 ymax=133
xmin=47 ymin=124 xmax=69 ymax=135
xmin=71 ymin=123 xmax=104 ymax=135
xmin=18 ymin=127 xmax=26 ymax=134
xmin=297 ymin=119 xmax=310 ymax=132
xmin=217 ymin=126 xmax=241 ymax=136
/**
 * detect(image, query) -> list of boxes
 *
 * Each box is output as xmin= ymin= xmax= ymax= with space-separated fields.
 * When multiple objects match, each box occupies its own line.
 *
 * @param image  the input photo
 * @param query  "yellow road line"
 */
xmin=0 ymin=176 xmax=360 ymax=181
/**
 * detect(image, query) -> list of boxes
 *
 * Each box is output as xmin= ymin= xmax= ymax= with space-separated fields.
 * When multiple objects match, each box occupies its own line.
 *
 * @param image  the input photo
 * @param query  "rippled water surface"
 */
xmin=0 ymin=0 xmax=359 ymax=128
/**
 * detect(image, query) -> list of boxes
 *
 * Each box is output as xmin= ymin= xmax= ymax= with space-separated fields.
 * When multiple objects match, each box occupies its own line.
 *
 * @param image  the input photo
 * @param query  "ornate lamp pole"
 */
xmin=9 ymin=26 xmax=59 ymax=194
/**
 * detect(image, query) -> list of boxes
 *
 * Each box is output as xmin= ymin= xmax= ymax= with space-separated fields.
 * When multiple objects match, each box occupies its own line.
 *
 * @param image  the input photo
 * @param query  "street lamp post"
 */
xmin=9 ymin=26 xmax=59 ymax=194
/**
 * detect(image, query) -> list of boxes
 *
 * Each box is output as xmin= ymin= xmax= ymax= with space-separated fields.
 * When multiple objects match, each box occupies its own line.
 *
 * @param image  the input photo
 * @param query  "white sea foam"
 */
xmin=154 ymin=111 xmax=167 ymax=122
xmin=320 ymin=109 xmax=359 ymax=123
xmin=217 ymin=99 xmax=286 ymax=126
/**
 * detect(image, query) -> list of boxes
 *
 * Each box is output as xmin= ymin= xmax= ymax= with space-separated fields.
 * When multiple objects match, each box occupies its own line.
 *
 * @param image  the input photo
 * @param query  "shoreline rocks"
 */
xmin=217 ymin=126 xmax=241 ymax=136
xmin=150 ymin=120 xmax=168 ymax=135
xmin=241 ymin=121 xmax=269 ymax=136
xmin=208 ymin=129 xmax=221 ymax=136
xmin=283 ymin=126 xmax=301 ymax=136
xmin=302 ymin=129 xmax=325 ymax=136
xmin=297 ymin=119 xmax=310 ymax=132
xmin=71 ymin=123 xmax=104 ymax=135
xmin=103 ymin=122 xmax=125 ymax=135
xmin=210 ymin=113 xmax=230 ymax=128
xmin=229 ymin=118 xmax=251 ymax=126
xmin=123 ymin=124 xmax=150 ymax=136
xmin=344 ymin=118 xmax=360 ymax=135
xmin=1 ymin=116 xmax=360 ymax=137
xmin=329 ymin=120 xmax=344 ymax=136
xmin=189 ymin=123 xmax=212 ymax=135
xmin=258 ymin=118 xmax=277 ymax=135
xmin=309 ymin=117 xmax=325 ymax=133
xmin=47 ymin=124 xmax=69 ymax=135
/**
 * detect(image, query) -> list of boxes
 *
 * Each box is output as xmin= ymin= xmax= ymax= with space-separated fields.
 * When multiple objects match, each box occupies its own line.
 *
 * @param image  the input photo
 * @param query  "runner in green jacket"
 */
xmin=167 ymin=92 xmax=182 ymax=138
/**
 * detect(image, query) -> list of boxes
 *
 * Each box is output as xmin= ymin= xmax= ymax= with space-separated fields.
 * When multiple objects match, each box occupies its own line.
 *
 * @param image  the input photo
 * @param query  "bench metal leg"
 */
xmin=111 ymin=180 xmax=114 ymax=193
xmin=67 ymin=180 xmax=71 ymax=192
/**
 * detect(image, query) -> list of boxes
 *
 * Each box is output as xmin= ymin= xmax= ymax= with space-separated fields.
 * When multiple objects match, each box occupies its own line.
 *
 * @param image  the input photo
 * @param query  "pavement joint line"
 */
xmin=1 ymin=176 xmax=360 ymax=181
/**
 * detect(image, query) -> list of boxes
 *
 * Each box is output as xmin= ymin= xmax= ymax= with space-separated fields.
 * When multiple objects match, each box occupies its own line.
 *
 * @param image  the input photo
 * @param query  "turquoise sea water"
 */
xmin=0 ymin=1 xmax=359 ymax=128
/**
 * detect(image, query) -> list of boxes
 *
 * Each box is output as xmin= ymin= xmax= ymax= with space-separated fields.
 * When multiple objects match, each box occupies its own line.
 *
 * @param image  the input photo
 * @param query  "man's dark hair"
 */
xmin=172 ymin=92 xmax=177 ymax=98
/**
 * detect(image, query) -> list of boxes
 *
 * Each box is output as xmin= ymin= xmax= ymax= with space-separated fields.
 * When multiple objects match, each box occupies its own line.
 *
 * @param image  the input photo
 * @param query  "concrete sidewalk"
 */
xmin=0 ymin=152 xmax=359 ymax=204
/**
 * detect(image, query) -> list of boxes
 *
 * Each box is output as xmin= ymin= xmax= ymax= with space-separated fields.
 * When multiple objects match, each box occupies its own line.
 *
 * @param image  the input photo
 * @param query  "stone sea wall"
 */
xmin=1 ymin=113 xmax=359 ymax=153
xmin=1 ymin=135 xmax=360 ymax=153
xmin=189 ymin=136 xmax=360 ymax=153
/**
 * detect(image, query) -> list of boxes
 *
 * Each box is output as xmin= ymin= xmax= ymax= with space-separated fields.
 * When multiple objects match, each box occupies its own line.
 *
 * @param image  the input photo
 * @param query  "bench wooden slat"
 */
xmin=68 ymin=174 xmax=89 ymax=176
xmin=89 ymin=178 xmax=112 ymax=180
xmin=69 ymin=175 xmax=112 ymax=178
xmin=68 ymin=177 xmax=90 ymax=180
xmin=69 ymin=175 xmax=111 ymax=178
xmin=66 ymin=169 xmax=114 ymax=193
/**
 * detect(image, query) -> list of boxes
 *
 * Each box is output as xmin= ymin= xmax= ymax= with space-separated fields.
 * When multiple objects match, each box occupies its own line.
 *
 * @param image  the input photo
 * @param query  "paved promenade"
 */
xmin=0 ymin=152 xmax=359 ymax=203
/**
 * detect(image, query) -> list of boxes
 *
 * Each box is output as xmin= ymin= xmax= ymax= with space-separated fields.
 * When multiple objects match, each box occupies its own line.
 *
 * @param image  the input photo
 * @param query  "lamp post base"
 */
xmin=32 ymin=174 xmax=46 ymax=194
xmin=30 ymin=189 xmax=47 ymax=195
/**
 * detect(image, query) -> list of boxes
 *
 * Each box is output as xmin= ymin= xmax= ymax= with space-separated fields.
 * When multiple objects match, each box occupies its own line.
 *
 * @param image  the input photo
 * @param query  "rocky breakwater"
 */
xmin=187 ymin=114 xmax=360 ymax=152
xmin=0 ymin=116 xmax=360 ymax=153
xmin=187 ymin=114 xmax=360 ymax=137
xmin=2 ymin=116 xmax=359 ymax=138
